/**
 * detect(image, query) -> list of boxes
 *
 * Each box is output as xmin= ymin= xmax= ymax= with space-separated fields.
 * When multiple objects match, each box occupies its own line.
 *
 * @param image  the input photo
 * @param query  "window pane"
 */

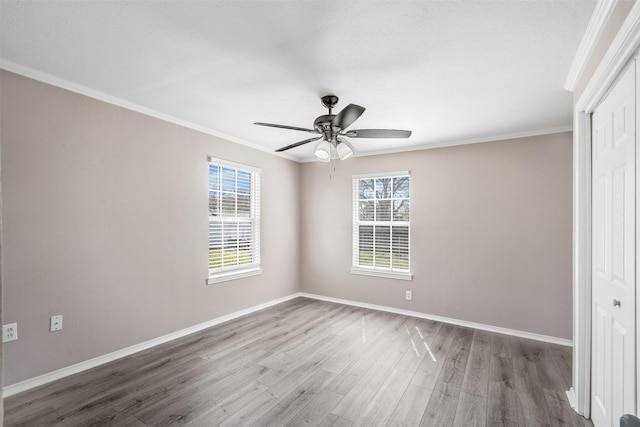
xmin=359 ymin=225 xmax=374 ymax=247
xmin=393 ymin=199 xmax=409 ymax=221
xmin=359 ymin=179 xmax=374 ymax=199
xmin=375 ymin=225 xmax=391 ymax=247
xmin=375 ymin=225 xmax=391 ymax=268
xmin=221 ymin=167 xmax=236 ymax=192
xmin=237 ymin=194 xmax=250 ymax=217
xmin=237 ymin=171 xmax=251 ymax=194
xmin=376 ymin=178 xmax=392 ymax=199
xmin=209 ymin=222 xmax=223 ymax=250
xmin=221 ymin=192 xmax=236 ymax=216
xmin=376 ymin=200 xmax=391 ymax=222
xmin=238 ymin=223 xmax=252 ymax=265
xmin=393 ymin=176 xmax=410 ymax=198
xmin=392 ymin=226 xmax=409 ymax=270
xmin=209 ymin=249 xmax=223 ymax=270
xmin=208 ymin=222 xmax=223 ymax=270
xmin=209 ymin=164 xmax=220 ymax=191
xmin=223 ymin=222 xmax=239 ymax=267
xmin=359 ymin=201 xmax=374 ymax=221
xmin=359 ymin=225 xmax=374 ymax=267
xmin=209 ymin=191 xmax=219 ymax=216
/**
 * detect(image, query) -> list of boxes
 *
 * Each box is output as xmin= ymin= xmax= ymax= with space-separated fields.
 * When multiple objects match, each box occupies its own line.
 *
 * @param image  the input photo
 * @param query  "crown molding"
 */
xmin=0 ymin=60 xmax=298 ymax=163
xmin=576 ymin=0 xmax=640 ymax=111
xmin=564 ymin=0 xmax=619 ymax=91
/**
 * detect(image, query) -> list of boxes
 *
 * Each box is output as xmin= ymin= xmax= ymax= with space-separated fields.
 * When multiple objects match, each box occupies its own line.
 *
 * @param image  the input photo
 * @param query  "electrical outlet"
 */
xmin=3 ymin=323 xmax=18 ymax=342
xmin=405 ymin=290 xmax=413 ymax=301
xmin=50 ymin=315 xmax=63 ymax=332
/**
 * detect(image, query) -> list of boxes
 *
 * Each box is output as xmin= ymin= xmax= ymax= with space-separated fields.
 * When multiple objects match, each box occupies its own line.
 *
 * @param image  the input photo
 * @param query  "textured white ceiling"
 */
xmin=1 ymin=1 xmax=595 ymax=161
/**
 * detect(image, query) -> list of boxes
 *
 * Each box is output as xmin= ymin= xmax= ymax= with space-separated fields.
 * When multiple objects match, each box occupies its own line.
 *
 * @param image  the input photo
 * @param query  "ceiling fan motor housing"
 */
xmin=314 ymin=114 xmax=338 ymax=140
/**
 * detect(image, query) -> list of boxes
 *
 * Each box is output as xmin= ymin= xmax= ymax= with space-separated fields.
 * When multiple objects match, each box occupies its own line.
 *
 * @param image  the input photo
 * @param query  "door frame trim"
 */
xmin=571 ymin=2 xmax=640 ymax=417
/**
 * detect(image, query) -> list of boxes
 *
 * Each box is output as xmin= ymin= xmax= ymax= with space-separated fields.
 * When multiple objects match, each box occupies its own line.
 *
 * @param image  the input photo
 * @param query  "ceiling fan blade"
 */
xmin=345 ymin=129 xmax=412 ymax=138
xmin=254 ymin=122 xmax=318 ymax=134
xmin=332 ymin=104 xmax=365 ymax=130
xmin=275 ymin=136 xmax=322 ymax=152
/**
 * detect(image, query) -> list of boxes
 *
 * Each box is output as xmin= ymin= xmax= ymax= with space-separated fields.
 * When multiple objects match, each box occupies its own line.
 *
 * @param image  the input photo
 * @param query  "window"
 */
xmin=208 ymin=157 xmax=261 ymax=284
xmin=352 ymin=172 xmax=411 ymax=280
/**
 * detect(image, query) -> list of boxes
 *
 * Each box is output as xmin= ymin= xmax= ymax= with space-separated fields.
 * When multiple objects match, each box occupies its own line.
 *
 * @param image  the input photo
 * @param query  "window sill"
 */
xmin=207 ymin=267 xmax=262 ymax=284
xmin=350 ymin=267 xmax=413 ymax=281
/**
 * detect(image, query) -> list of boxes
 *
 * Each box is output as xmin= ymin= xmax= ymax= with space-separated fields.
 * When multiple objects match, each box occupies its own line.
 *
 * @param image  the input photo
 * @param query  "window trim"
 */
xmin=207 ymin=266 xmax=262 ymax=285
xmin=352 ymin=171 xmax=412 ymax=281
xmin=350 ymin=267 xmax=413 ymax=281
xmin=207 ymin=156 xmax=261 ymax=284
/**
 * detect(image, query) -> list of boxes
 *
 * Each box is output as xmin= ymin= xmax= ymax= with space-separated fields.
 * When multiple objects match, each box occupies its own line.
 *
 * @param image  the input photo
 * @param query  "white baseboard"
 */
xmin=299 ymin=292 xmax=573 ymax=347
xmin=2 ymin=293 xmax=303 ymax=398
xmin=566 ymin=387 xmax=577 ymax=410
xmin=3 ymin=291 xmax=571 ymax=398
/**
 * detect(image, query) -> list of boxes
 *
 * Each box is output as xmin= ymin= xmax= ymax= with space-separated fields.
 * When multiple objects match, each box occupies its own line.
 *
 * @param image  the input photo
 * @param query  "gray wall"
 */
xmin=1 ymin=71 xmax=301 ymax=386
xmin=300 ymin=133 xmax=573 ymax=339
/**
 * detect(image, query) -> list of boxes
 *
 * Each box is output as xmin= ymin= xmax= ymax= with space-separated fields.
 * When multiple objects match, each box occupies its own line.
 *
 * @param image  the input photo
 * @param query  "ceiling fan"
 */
xmin=254 ymin=95 xmax=412 ymax=162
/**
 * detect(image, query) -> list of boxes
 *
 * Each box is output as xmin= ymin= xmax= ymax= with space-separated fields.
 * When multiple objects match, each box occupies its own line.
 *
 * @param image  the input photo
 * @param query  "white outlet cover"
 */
xmin=3 ymin=323 xmax=18 ymax=342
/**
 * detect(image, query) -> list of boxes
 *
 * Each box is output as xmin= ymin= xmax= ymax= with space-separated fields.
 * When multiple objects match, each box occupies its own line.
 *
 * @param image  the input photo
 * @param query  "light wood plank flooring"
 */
xmin=4 ymin=297 xmax=592 ymax=426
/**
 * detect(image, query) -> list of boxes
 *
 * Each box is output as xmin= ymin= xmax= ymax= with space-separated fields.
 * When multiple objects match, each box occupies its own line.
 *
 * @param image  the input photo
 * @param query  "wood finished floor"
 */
xmin=4 ymin=297 xmax=592 ymax=427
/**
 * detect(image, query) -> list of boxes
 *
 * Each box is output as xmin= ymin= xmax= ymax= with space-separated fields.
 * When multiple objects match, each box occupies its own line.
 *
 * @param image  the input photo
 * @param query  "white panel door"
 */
xmin=591 ymin=60 xmax=636 ymax=427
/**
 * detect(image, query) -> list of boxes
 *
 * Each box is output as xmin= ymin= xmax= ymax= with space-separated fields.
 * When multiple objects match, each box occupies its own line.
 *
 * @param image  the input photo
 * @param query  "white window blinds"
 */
xmin=352 ymin=172 xmax=410 ymax=277
xmin=208 ymin=157 xmax=261 ymax=283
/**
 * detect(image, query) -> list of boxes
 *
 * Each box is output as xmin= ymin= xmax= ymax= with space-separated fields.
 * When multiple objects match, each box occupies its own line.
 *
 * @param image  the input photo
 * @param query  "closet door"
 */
xmin=591 ymin=60 xmax=636 ymax=427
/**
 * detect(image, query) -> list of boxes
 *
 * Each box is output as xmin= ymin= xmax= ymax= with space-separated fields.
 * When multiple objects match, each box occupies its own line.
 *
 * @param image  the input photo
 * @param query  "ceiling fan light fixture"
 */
xmin=336 ymin=139 xmax=354 ymax=160
xmin=315 ymin=140 xmax=331 ymax=162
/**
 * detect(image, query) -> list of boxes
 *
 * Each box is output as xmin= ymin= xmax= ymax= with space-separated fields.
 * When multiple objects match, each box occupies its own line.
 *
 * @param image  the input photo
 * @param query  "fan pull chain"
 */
xmin=329 ymin=158 xmax=334 ymax=180
xmin=328 ymin=144 xmax=337 ymax=180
